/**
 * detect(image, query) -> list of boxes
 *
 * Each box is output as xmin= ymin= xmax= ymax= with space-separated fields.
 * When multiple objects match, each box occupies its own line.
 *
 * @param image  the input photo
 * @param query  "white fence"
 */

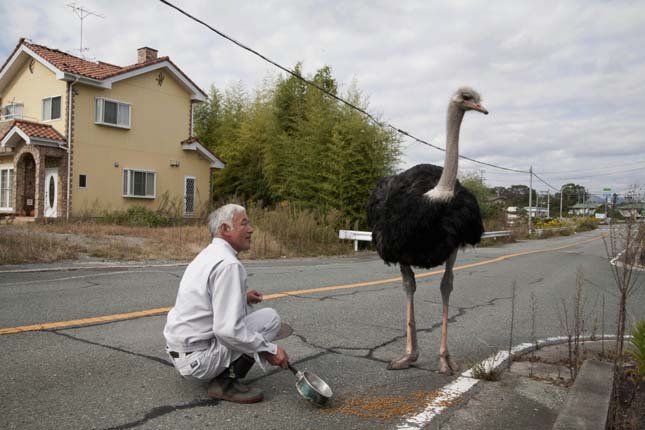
xmin=339 ymin=229 xmax=512 ymax=251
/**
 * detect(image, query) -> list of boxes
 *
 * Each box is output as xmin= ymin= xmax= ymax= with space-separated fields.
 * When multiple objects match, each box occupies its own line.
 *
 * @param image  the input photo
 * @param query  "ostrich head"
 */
xmin=451 ymin=87 xmax=488 ymax=115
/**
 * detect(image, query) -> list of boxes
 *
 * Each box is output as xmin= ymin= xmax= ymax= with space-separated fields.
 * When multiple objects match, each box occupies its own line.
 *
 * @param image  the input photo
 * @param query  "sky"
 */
xmin=1 ymin=0 xmax=644 ymax=198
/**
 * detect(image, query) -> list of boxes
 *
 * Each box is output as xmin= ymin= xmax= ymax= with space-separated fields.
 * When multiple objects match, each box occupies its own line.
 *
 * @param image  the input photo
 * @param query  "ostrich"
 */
xmin=366 ymin=87 xmax=488 ymax=374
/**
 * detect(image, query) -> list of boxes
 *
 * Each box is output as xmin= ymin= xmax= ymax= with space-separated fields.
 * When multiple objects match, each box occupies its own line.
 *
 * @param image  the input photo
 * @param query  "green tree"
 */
xmin=460 ymin=174 xmax=501 ymax=219
xmin=193 ymin=84 xmax=222 ymax=149
xmin=196 ymin=64 xmax=400 ymax=226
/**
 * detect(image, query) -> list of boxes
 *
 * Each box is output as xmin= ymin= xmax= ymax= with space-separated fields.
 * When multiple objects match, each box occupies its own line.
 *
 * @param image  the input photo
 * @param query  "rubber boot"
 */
xmin=207 ymin=355 xmax=262 ymax=403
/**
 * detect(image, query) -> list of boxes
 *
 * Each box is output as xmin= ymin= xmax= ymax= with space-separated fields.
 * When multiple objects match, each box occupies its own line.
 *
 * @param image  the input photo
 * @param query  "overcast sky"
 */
xmin=2 ymin=0 xmax=644 ymax=197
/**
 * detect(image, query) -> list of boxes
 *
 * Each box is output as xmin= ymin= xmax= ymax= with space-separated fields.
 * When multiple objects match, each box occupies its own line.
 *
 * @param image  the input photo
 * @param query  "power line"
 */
xmin=545 ymin=166 xmax=645 ymax=180
xmin=158 ymin=0 xmax=529 ymax=174
xmin=539 ymin=159 xmax=645 ymax=175
xmin=532 ymin=172 xmax=559 ymax=191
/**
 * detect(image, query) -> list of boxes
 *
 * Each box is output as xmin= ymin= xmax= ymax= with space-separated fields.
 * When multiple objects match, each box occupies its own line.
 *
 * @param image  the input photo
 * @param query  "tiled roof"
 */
xmin=21 ymin=40 xmax=168 ymax=80
xmin=0 ymin=119 xmax=66 ymax=143
xmin=1 ymin=39 xmax=206 ymax=97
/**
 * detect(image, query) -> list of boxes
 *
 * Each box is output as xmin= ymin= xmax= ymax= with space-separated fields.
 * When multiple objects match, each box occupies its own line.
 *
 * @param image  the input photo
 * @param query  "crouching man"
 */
xmin=163 ymin=204 xmax=289 ymax=403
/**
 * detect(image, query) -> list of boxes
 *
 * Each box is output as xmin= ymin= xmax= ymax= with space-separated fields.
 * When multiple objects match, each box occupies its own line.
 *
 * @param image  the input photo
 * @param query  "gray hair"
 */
xmin=208 ymin=204 xmax=246 ymax=237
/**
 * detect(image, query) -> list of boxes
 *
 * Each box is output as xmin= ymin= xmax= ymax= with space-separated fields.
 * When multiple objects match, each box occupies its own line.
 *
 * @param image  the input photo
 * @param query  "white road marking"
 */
xmin=395 ymin=335 xmax=621 ymax=430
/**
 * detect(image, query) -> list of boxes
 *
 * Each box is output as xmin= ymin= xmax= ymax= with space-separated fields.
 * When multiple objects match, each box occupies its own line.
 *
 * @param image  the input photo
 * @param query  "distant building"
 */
xmin=506 ymin=206 xmax=521 ymax=226
xmin=525 ymin=206 xmax=549 ymax=218
xmin=616 ymin=202 xmax=645 ymax=219
xmin=568 ymin=202 xmax=602 ymax=216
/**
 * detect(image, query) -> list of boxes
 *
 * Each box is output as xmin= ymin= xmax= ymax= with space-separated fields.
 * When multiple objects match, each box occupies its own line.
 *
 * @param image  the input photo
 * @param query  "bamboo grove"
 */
xmin=193 ymin=64 xmax=401 ymax=227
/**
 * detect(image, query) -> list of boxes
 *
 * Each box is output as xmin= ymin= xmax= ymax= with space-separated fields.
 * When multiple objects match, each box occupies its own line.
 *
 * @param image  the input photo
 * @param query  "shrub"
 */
xmin=575 ymin=217 xmax=599 ymax=232
xmin=100 ymin=206 xmax=171 ymax=227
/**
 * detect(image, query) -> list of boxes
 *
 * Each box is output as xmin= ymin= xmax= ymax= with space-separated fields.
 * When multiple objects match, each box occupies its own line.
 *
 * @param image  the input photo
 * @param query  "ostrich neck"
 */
xmin=434 ymin=103 xmax=464 ymax=193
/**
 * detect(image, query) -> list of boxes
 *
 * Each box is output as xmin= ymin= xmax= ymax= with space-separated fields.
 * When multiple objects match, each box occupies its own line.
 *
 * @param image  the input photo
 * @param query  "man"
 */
xmin=164 ymin=204 xmax=289 ymax=403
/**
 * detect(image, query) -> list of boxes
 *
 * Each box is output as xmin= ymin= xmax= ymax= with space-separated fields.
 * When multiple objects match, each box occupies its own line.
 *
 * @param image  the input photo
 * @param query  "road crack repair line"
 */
xmin=289 ymin=297 xmax=507 ymax=369
xmin=0 ymin=234 xmax=603 ymax=336
xmin=50 ymin=330 xmax=173 ymax=367
xmin=99 ymin=398 xmax=218 ymax=430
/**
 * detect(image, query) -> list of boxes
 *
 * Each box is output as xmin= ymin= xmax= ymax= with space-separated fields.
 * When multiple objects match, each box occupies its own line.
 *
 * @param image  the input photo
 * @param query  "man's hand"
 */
xmin=262 ymin=345 xmax=289 ymax=369
xmin=246 ymin=289 xmax=263 ymax=305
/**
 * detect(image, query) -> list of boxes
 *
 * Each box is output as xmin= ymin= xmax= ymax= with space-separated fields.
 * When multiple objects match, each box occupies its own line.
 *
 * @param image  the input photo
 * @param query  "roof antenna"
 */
xmin=66 ymin=3 xmax=104 ymax=58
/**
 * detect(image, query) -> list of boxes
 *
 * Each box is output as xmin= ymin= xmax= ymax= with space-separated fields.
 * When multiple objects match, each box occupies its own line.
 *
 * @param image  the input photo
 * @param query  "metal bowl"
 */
xmin=294 ymin=370 xmax=333 ymax=406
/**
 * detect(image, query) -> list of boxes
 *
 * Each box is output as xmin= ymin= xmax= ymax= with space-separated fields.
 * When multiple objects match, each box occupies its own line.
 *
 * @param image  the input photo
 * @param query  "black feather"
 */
xmin=367 ymin=164 xmax=484 ymax=269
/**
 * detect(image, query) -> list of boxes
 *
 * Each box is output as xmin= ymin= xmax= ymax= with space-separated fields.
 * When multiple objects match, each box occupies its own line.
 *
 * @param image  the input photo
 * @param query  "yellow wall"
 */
xmin=1 ymin=60 xmax=67 ymax=135
xmin=71 ymin=69 xmax=212 ymax=216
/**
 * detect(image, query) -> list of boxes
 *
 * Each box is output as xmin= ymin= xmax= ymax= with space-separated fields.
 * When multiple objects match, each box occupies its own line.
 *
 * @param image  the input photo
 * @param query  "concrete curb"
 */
xmin=552 ymin=360 xmax=614 ymax=430
xmin=395 ymin=336 xmax=624 ymax=430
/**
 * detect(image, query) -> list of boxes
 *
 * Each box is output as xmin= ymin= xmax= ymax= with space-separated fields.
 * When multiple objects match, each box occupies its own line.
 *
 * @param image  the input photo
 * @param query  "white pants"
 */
xmin=168 ymin=308 xmax=281 ymax=381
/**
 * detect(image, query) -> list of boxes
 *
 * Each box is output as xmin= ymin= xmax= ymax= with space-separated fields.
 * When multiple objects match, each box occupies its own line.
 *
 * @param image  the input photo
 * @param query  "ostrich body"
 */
xmin=366 ymin=87 xmax=488 ymax=374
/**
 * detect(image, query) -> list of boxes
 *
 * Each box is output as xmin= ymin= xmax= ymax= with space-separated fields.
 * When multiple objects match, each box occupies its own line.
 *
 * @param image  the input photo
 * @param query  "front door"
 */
xmin=44 ymin=168 xmax=58 ymax=218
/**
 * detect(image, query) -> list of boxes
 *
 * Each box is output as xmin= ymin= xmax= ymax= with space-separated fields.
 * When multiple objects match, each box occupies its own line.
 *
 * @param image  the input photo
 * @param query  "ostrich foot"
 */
xmin=387 ymin=351 xmax=419 ymax=370
xmin=438 ymin=352 xmax=459 ymax=375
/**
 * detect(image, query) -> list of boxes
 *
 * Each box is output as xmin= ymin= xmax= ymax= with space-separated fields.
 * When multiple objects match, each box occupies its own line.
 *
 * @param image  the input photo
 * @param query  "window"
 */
xmin=184 ymin=176 xmax=195 ymax=215
xmin=78 ymin=174 xmax=87 ymax=188
xmin=95 ymin=98 xmax=131 ymax=128
xmin=123 ymin=169 xmax=155 ymax=198
xmin=1 ymin=103 xmax=23 ymax=120
xmin=0 ymin=167 xmax=13 ymax=210
xmin=42 ymin=96 xmax=61 ymax=121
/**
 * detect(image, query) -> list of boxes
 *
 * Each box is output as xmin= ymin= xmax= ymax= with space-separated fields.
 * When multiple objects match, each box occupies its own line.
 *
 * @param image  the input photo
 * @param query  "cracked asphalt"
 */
xmin=1 ymin=228 xmax=643 ymax=430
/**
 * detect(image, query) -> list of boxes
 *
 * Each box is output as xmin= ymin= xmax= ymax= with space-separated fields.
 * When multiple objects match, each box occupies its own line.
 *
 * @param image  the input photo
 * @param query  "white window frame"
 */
xmin=42 ymin=95 xmax=62 ymax=121
xmin=0 ymin=165 xmax=14 ymax=211
xmin=95 ymin=97 xmax=132 ymax=129
xmin=122 ymin=168 xmax=156 ymax=199
xmin=1 ymin=103 xmax=23 ymax=120
xmin=184 ymin=175 xmax=196 ymax=216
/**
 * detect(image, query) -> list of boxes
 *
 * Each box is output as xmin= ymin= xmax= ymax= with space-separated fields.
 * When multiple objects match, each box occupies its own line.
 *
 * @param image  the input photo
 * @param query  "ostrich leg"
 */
xmin=439 ymin=249 xmax=459 ymax=374
xmin=388 ymin=264 xmax=420 ymax=370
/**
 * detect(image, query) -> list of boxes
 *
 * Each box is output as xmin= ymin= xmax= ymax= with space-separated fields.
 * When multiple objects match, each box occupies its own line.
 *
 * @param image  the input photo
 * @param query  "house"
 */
xmin=525 ymin=206 xmax=549 ymax=219
xmin=0 ymin=38 xmax=224 ymax=220
xmin=616 ymin=202 xmax=645 ymax=219
xmin=567 ymin=202 xmax=602 ymax=216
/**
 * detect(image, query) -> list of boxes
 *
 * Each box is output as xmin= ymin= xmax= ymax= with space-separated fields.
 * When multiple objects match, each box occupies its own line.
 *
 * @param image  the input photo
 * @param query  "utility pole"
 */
xmin=528 ymin=166 xmax=533 ymax=235
xmin=547 ymin=190 xmax=550 ymax=218
xmin=67 ymin=3 xmax=104 ymax=58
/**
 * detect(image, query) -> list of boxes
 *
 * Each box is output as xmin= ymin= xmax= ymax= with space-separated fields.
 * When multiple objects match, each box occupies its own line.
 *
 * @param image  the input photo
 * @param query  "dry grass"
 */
xmin=0 ymin=203 xmax=355 ymax=265
xmin=0 ymin=228 xmax=81 ymax=264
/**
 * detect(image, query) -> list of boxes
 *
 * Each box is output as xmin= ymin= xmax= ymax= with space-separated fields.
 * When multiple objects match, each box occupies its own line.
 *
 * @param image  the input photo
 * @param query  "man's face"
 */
xmin=222 ymin=211 xmax=253 ymax=253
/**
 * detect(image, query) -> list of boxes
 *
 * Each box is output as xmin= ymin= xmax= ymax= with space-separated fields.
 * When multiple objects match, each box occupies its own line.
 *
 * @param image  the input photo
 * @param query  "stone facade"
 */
xmin=10 ymin=142 xmax=67 ymax=219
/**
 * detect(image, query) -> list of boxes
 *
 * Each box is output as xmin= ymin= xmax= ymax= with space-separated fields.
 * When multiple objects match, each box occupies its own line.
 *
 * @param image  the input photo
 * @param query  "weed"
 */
xmin=468 ymin=358 xmax=500 ymax=381
xmin=629 ymin=320 xmax=645 ymax=377
xmin=99 ymin=206 xmax=171 ymax=227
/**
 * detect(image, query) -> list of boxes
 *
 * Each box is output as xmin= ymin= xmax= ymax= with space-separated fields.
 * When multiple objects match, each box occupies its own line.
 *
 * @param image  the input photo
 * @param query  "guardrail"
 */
xmin=339 ymin=229 xmax=512 ymax=251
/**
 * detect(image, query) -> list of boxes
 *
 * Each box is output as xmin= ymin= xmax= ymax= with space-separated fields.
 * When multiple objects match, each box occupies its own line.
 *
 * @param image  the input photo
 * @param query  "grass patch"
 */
xmin=0 ymin=228 xmax=81 ymax=265
xmin=1 ymin=202 xmax=355 ymax=264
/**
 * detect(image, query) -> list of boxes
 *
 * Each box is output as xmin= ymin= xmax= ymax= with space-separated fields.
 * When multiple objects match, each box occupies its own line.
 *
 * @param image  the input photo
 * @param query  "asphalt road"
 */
xmin=1 ymin=228 xmax=643 ymax=430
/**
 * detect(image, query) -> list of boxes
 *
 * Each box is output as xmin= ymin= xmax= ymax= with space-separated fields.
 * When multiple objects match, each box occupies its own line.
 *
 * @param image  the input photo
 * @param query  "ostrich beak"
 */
xmin=465 ymin=101 xmax=489 ymax=115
